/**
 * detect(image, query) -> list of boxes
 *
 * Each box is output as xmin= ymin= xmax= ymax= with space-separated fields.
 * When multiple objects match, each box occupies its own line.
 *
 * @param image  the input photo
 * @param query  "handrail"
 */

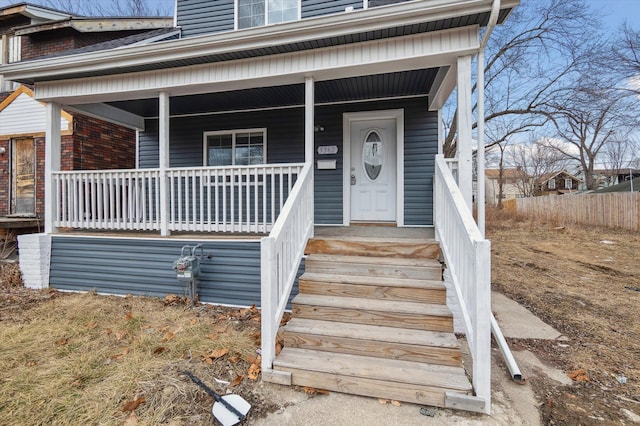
xmin=260 ymin=162 xmax=314 ymax=371
xmin=434 ymin=154 xmax=492 ymax=413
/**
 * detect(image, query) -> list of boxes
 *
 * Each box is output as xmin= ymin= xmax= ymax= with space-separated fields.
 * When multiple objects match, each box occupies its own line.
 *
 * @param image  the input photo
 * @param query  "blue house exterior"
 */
xmin=3 ymin=0 xmax=519 ymax=413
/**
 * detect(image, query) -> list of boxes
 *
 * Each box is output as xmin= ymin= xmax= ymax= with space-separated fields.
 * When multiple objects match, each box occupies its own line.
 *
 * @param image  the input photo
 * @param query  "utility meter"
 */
xmin=173 ymin=244 xmax=204 ymax=306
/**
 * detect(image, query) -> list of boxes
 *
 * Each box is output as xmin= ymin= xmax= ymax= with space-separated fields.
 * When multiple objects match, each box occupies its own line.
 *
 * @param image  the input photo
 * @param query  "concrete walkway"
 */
xmin=253 ymin=292 xmax=572 ymax=425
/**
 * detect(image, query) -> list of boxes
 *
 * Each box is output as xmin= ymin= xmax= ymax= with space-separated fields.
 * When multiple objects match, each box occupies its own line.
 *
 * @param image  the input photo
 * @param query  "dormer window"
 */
xmin=236 ymin=0 xmax=300 ymax=29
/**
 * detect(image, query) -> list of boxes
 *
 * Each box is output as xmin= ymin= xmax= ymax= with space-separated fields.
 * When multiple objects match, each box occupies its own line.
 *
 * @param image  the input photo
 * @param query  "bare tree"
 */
xmin=509 ymin=137 xmax=569 ymax=197
xmin=612 ymin=25 xmax=640 ymax=94
xmin=38 ymin=0 xmax=172 ymax=16
xmin=443 ymin=0 xmax=596 ymax=158
xmin=546 ymin=82 xmax=639 ymax=190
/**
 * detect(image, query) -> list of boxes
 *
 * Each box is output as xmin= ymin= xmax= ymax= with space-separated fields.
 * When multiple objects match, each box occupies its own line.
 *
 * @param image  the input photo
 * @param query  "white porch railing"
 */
xmin=434 ymin=154 xmax=492 ymax=413
xmin=53 ymin=169 xmax=161 ymax=230
xmin=260 ymin=162 xmax=314 ymax=372
xmin=52 ymin=164 xmax=304 ymax=233
xmin=167 ymin=164 xmax=304 ymax=233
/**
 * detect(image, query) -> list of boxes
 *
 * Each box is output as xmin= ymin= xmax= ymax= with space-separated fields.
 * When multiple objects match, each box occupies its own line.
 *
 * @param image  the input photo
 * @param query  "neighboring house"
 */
xmin=2 ymin=0 xmax=520 ymax=414
xmin=0 ymin=3 xmax=175 ymax=232
xmin=583 ymin=168 xmax=640 ymax=190
xmin=485 ymin=168 xmax=526 ymax=205
xmin=537 ymin=170 xmax=581 ymax=196
xmin=592 ymin=176 xmax=640 ymax=193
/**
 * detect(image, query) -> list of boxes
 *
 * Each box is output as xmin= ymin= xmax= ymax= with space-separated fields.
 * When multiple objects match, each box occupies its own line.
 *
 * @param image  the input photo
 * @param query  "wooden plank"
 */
xmin=305 ymin=236 xmax=440 ymax=259
xmin=305 ymin=255 xmax=442 ymax=280
xmin=282 ymin=367 xmax=450 ymax=406
xmin=292 ymin=295 xmax=453 ymax=332
xmin=299 ymin=280 xmax=446 ymax=304
xmin=284 ymin=332 xmax=462 ymax=366
xmin=262 ymin=369 xmax=292 ymax=385
xmin=284 ymin=318 xmax=459 ymax=347
xmin=274 ymin=348 xmax=472 ymax=391
xmin=292 ymin=294 xmax=452 ymax=316
xmin=299 ymin=272 xmax=445 ymax=289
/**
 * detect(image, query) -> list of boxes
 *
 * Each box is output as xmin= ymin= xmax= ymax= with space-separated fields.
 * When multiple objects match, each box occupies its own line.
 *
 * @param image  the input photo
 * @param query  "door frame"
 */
xmin=342 ymin=109 xmax=404 ymax=226
xmin=10 ymin=137 xmax=37 ymax=216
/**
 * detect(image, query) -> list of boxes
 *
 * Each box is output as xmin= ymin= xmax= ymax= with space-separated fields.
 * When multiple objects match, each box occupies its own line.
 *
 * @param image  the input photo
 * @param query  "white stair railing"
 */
xmin=260 ymin=162 xmax=314 ymax=372
xmin=434 ymin=154 xmax=492 ymax=413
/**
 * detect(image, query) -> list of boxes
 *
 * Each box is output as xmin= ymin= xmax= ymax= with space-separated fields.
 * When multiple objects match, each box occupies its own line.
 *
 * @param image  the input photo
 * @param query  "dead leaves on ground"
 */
xmin=378 ymin=399 xmax=402 ymax=406
xmin=568 ymin=368 xmax=590 ymax=382
xmin=299 ymin=386 xmax=330 ymax=395
xmin=122 ymin=396 xmax=146 ymax=412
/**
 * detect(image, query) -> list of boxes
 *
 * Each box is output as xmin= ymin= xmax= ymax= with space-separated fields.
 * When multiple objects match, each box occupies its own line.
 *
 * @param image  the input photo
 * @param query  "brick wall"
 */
xmin=0 ymin=138 xmax=9 ymax=216
xmin=70 ymin=114 xmax=136 ymax=170
xmin=22 ymin=29 xmax=152 ymax=60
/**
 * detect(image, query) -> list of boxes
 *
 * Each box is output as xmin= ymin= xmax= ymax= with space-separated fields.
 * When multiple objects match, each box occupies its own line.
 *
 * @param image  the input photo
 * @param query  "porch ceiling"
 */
xmin=107 ymin=68 xmax=440 ymax=118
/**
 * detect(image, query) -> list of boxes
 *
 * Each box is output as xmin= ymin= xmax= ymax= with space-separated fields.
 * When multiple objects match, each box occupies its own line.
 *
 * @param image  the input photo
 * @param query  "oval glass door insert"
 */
xmin=363 ymin=130 xmax=384 ymax=181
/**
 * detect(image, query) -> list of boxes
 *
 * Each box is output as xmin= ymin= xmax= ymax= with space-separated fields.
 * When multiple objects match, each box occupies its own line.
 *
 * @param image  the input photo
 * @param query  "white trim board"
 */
xmin=342 ymin=109 xmax=404 ymax=227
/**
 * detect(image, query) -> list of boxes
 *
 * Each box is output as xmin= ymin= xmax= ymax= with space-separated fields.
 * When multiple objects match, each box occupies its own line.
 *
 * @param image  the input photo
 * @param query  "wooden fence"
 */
xmin=514 ymin=193 xmax=640 ymax=231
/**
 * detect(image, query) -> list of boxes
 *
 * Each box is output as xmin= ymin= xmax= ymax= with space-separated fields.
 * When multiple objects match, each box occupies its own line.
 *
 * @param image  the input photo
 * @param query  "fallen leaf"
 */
xmin=280 ymin=312 xmax=291 ymax=326
xmin=86 ymin=321 xmax=98 ymax=329
xmin=391 ymin=400 xmax=401 ymax=407
xmin=113 ymin=347 xmax=130 ymax=360
xmin=244 ymin=354 xmax=259 ymax=365
xmin=275 ymin=341 xmax=283 ymax=356
xmin=231 ymin=375 xmax=244 ymax=387
xmin=56 ymin=337 xmax=68 ymax=346
xmin=568 ymin=369 xmax=589 ymax=382
xmin=190 ymin=318 xmax=198 ymax=326
xmin=125 ymin=312 xmax=133 ymax=321
xmin=301 ymin=386 xmax=329 ymax=395
xmin=164 ymin=294 xmax=180 ymax=305
xmin=208 ymin=348 xmax=229 ymax=359
xmin=122 ymin=396 xmax=145 ymax=412
xmin=378 ymin=399 xmax=390 ymax=405
xmin=152 ymin=346 xmax=167 ymax=355
xmin=207 ymin=332 xmax=220 ymax=341
xmin=105 ymin=328 xmax=113 ymax=335
xmin=26 ymin=361 xmax=37 ymax=367
xmin=248 ymin=363 xmax=261 ymax=380
xmin=229 ymin=356 xmax=240 ymax=364
xmin=115 ymin=330 xmax=127 ymax=341
xmin=162 ymin=331 xmax=175 ymax=342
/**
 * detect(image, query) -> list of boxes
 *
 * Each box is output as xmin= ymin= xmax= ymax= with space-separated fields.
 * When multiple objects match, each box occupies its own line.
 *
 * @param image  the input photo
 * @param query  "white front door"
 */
xmin=349 ymin=118 xmax=397 ymax=222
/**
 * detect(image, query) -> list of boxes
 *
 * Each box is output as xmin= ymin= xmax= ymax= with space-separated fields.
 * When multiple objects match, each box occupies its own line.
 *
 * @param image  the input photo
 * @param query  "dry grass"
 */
xmin=0 ymin=263 xmax=22 ymax=288
xmin=488 ymin=207 xmax=640 ymax=423
xmin=0 ymin=292 xmax=264 ymax=425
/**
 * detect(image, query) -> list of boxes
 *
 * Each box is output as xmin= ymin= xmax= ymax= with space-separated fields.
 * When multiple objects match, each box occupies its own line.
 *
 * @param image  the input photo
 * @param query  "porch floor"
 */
xmin=52 ymin=226 xmax=435 ymax=240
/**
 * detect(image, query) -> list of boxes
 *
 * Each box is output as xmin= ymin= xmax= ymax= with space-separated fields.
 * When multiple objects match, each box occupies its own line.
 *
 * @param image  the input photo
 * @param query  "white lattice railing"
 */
xmin=260 ymin=162 xmax=314 ymax=371
xmin=52 ymin=164 xmax=304 ymax=233
xmin=434 ymin=154 xmax=492 ymax=412
xmin=53 ymin=169 xmax=161 ymax=230
xmin=167 ymin=164 xmax=304 ymax=233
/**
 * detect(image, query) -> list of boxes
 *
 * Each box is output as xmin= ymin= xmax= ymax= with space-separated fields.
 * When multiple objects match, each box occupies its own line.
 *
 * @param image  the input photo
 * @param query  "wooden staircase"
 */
xmin=269 ymin=234 xmax=473 ymax=408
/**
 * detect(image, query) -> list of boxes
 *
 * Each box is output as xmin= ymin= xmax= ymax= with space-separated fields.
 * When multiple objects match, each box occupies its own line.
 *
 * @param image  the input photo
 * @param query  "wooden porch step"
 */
xmin=299 ymin=272 xmax=446 ymax=304
xmin=304 ymin=254 xmax=442 ymax=280
xmin=292 ymin=294 xmax=453 ymax=332
xmin=283 ymin=318 xmax=462 ymax=366
xmin=305 ymin=236 xmax=440 ymax=259
xmin=272 ymin=348 xmax=472 ymax=407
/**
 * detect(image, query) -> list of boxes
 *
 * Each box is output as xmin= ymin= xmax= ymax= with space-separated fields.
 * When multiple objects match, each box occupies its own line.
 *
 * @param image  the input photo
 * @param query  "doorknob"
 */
xmin=351 ymin=174 xmax=356 ymax=185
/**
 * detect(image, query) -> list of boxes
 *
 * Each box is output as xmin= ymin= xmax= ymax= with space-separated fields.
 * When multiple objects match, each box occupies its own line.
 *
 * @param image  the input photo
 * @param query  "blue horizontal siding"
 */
xmin=50 ymin=236 xmax=301 ymax=307
xmin=178 ymin=0 xmax=235 ymax=38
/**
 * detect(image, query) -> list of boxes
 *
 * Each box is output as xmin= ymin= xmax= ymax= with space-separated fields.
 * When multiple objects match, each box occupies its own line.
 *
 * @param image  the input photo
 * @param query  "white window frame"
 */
xmin=564 ymin=178 xmax=572 ymax=189
xmin=203 ymin=128 xmax=267 ymax=166
xmin=234 ymin=0 xmax=301 ymax=30
xmin=548 ymin=179 xmax=556 ymax=190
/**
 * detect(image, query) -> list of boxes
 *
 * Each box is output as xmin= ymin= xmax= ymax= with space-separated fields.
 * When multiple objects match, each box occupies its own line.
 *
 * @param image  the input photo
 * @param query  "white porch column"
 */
xmin=159 ymin=91 xmax=170 ymax=236
xmin=456 ymin=55 xmax=473 ymax=210
xmin=305 ymin=77 xmax=315 ymax=237
xmin=305 ymin=77 xmax=315 ymax=164
xmin=44 ymin=102 xmax=62 ymax=234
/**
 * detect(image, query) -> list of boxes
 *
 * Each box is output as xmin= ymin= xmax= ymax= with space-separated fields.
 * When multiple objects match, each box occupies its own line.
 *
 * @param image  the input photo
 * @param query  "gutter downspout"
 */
xmin=478 ymin=0 xmax=524 ymax=383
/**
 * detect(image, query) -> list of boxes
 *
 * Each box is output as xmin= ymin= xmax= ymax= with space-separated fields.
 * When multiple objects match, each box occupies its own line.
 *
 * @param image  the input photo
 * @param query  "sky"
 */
xmin=0 ymin=0 xmax=639 ymax=30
